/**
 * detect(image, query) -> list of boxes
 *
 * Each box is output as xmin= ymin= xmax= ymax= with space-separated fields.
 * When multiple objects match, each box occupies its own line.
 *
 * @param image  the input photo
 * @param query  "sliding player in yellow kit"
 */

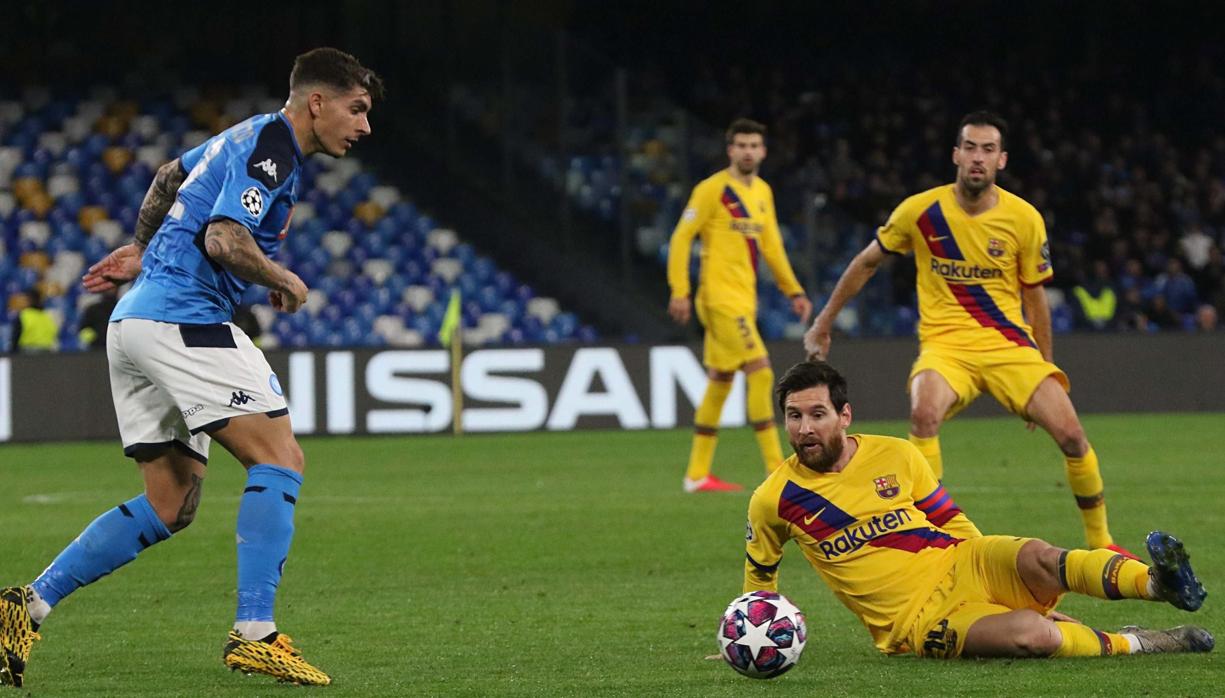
xmin=804 ymin=111 xmax=1131 ymax=557
xmin=741 ymin=360 xmax=1211 ymax=659
xmin=668 ymin=119 xmax=812 ymax=493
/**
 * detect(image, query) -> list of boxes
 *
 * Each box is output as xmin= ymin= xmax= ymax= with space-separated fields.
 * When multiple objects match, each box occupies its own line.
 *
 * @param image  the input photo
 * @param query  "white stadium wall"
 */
xmin=2 ymin=334 xmax=1224 ymax=443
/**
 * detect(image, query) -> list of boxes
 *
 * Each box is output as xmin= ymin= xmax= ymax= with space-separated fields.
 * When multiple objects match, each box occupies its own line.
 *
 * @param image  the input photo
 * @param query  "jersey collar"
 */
xmin=277 ymin=110 xmax=306 ymax=164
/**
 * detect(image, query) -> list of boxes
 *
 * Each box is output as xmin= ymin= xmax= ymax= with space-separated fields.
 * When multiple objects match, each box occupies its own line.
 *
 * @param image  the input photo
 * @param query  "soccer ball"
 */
xmin=716 ymin=590 xmax=807 ymax=679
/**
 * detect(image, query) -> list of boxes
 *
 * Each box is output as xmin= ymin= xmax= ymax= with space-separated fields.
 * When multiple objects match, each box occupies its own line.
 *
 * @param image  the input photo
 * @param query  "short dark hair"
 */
xmin=956 ymin=110 xmax=1008 ymax=150
xmin=775 ymin=360 xmax=849 ymax=414
xmin=290 ymin=47 xmax=384 ymax=101
xmin=726 ymin=118 xmax=767 ymax=145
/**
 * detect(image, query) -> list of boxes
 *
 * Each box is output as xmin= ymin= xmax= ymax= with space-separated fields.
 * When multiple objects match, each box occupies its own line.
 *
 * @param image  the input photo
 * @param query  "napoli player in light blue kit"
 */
xmin=0 ymin=48 xmax=382 ymax=688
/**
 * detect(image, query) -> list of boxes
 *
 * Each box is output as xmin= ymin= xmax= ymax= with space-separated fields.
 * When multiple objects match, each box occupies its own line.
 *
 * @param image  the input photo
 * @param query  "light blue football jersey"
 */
xmin=112 ymin=111 xmax=302 ymax=324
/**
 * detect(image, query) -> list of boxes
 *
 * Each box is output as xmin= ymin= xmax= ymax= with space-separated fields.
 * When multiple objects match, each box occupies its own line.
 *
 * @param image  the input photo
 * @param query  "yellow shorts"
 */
xmin=909 ymin=343 xmax=1069 ymax=418
xmin=907 ymin=536 xmax=1059 ymax=659
xmin=695 ymin=302 xmax=766 ymax=372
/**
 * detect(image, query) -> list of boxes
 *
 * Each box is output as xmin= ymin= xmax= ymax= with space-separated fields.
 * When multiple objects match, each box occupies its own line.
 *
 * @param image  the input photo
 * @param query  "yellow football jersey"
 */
xmin=743 ymin=434 xmax=981 ymax=654
xmin=876 ymin=184 xmax=1052 ymax=351
xmin=667 ymin=170 xmax=804 ymax=316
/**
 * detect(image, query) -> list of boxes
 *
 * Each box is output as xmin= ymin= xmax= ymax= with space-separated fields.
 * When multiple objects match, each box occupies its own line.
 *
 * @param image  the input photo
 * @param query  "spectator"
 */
xmin=1194 ymin=245 xmax=1224 ymax=303
xmin=78 ymin=292 xmax=118 ymax=351
xmin=1195 ymin=304 xmax=1218 ymax=331
xmin=1116 ymin=258 xmax=1152 ymax=299
xmin=1180 ymin=224 xmax=1213 ymax=270
xmin=11 ymin=288 xmax=59 ymax=353
xmin=1115 ymin=287 xmax=1149 ymax=332
xmin=1071 ymin=261 xmax=1117 ymax=331
xmin=1153 ymin=258 xmax=1199 ymax=315
xmin=1146 ymin=294 xmax=1182 ymax=330
xmin=232 ymin=304 xmax=263 ymax=346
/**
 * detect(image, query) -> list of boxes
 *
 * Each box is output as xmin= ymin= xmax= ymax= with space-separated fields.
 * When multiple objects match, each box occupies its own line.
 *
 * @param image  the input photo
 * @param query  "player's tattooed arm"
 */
xmin=204 ymin=219 xmax=308 ymax=312
xmin=204 ymin=219 xmax=285 ymax=287
xmin=134 ymin=159 xmax=186 ymax=249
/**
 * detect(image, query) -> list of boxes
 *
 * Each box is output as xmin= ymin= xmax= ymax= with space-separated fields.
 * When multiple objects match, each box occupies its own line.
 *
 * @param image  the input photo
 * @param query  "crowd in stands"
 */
xmin=452 ymin=43 xmax=1225 ymax=337
xmin=11 ymin=44 xmax=1222 ymax=354
xmin=1 ymin=86 xmax=596 ymax=353
xmin=674 ymin=54 xmax=1225 ymax=335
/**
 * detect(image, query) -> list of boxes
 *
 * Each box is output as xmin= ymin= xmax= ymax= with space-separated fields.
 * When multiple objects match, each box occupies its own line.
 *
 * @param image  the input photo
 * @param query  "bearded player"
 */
xmin=804 ymin=111 xmax=1131 ymax=557
xmin=739 ymin=360 xmax=1210 ymax=659
xmin=668 ymin=118 xmax=812 ymax=493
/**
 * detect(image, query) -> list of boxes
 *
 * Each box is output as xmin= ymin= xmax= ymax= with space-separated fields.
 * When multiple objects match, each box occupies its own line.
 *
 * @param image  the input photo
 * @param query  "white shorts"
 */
xmin=107 ymin=318 xmax=288 ymax=463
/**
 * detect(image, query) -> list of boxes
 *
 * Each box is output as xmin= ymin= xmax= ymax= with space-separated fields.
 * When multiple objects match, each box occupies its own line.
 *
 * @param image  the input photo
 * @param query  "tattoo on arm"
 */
xmin=170 ymin=474 xmax=204 ymax=533
xmin=134 ymin=159 xmax=186 ymax=248
xmin=203 ymin=219 xmax=288 ymax=289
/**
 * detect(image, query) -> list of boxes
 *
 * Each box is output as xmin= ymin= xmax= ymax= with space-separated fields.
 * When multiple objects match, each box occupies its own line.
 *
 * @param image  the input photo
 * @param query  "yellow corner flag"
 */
xmin=438 ymin=289 xmax=461 ymax=347
xmin=439 ymin=288 xmax=463 ymax=435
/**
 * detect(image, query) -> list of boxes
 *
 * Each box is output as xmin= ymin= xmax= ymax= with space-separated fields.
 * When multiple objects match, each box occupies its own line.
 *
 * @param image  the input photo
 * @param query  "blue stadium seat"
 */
xmin=0 ymin=92 xmax=596 ymax=351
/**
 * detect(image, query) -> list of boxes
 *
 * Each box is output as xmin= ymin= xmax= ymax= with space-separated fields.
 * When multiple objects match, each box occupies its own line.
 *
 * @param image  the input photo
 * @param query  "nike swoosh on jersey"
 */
xmin=802 ymin=507 xmax=827 ymax=526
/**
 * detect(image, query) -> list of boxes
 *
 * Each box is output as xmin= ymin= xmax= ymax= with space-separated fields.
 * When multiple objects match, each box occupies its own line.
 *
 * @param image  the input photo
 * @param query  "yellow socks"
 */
xmin=1052 ymin=622 xmax=1132 ymax=656
xmin=909 ymin=433 xmax=943 ymax=480
xmin=1065 ymin=447 xmax=1113 ymax=548
xmin=747 ymin=368 xmax=781 ymax=473
xmin=752 ymin=425 xmax=784 ymax=474
xmin=1058 ymin=549 xmax=1151 ymax=600
xmin=685 ymin=378 xmax=732 ymax=482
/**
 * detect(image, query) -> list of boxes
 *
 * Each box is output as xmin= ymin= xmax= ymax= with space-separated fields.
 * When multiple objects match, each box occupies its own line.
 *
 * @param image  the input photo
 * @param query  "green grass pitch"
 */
xmin=1 ymin=413 xmax=1222 ymax=696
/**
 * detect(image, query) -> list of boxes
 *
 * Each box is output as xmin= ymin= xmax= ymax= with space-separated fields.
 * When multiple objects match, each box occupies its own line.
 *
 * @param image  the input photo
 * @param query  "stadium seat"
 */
xmin=0 ymin=90 xmax=597 ymax=351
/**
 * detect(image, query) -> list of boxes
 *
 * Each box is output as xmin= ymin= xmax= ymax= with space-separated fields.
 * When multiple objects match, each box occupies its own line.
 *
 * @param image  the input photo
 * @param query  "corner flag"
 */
xmin=438 ymin=289 xmax=461 ymax=347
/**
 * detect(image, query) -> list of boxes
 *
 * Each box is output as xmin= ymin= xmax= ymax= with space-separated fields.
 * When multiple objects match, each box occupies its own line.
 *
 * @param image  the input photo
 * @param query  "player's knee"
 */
xmin=1017 ymin=540 xmax=1066 ymax=600
xmin=149 ymin=494 xmax=198 ymax=532
xmin=1053 ymin=425 xmax=1088 ymax=456
xmin=165 ymin=505 xmax=197 ymax=532
xmin=281 ymin=439 xmax=306 ymax=474
xmin=909 ymin=405 xmax=942 ymax=436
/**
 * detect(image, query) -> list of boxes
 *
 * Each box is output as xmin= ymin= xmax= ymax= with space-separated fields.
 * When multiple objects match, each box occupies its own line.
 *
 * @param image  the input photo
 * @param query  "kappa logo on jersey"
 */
xmin=253 ymin=158 xmax=278 ymax=182
xmin=987 ymin=238 xmax=1005 ymax=258
xmin=240 ymin=187 xmax=264 ymax=217
xmin=873 ymin=474 xmax=900 ymax=499
xmin=228 ymin=390 xmax=256 ymax=407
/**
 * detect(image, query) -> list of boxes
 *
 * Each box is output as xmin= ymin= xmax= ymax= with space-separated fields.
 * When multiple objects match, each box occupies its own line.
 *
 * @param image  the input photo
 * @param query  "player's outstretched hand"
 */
xmin=791 ymin=294 xmax=813 ymax=324
xmin=270 ymin=270 xmax=309 ymax=313
xmin=803 ymin=319 xmax=832 ymax=361
xmin=1047 ymin=609 xmax=1081 ymax=624
xmin=668 ymin=296 xmax=692 ymax=325
xmin=82 ymin=243 xmax=142 ymax=293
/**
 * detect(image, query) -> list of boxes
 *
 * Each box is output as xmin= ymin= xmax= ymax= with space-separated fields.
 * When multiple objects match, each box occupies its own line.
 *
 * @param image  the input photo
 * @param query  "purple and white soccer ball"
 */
xmin=717 ymin=590 xmax=807 ymax=679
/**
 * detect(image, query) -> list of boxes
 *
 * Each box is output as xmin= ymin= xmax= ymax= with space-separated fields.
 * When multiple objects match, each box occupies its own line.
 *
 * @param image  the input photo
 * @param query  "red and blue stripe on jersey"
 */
xmin=779 ymin=481 xmax=857 ymax=540
xmin=721 ymin=185 xmax=759 ymax=276
xmin=867 ymin=527 xmax=961 ymax=553
xmin=914 ymin=484 xmax=963 ymax=527
xmin=917 ymin=202 xmax=1035 ymax=348
xmin=779 ymin=480 xmax=962 ymax=556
